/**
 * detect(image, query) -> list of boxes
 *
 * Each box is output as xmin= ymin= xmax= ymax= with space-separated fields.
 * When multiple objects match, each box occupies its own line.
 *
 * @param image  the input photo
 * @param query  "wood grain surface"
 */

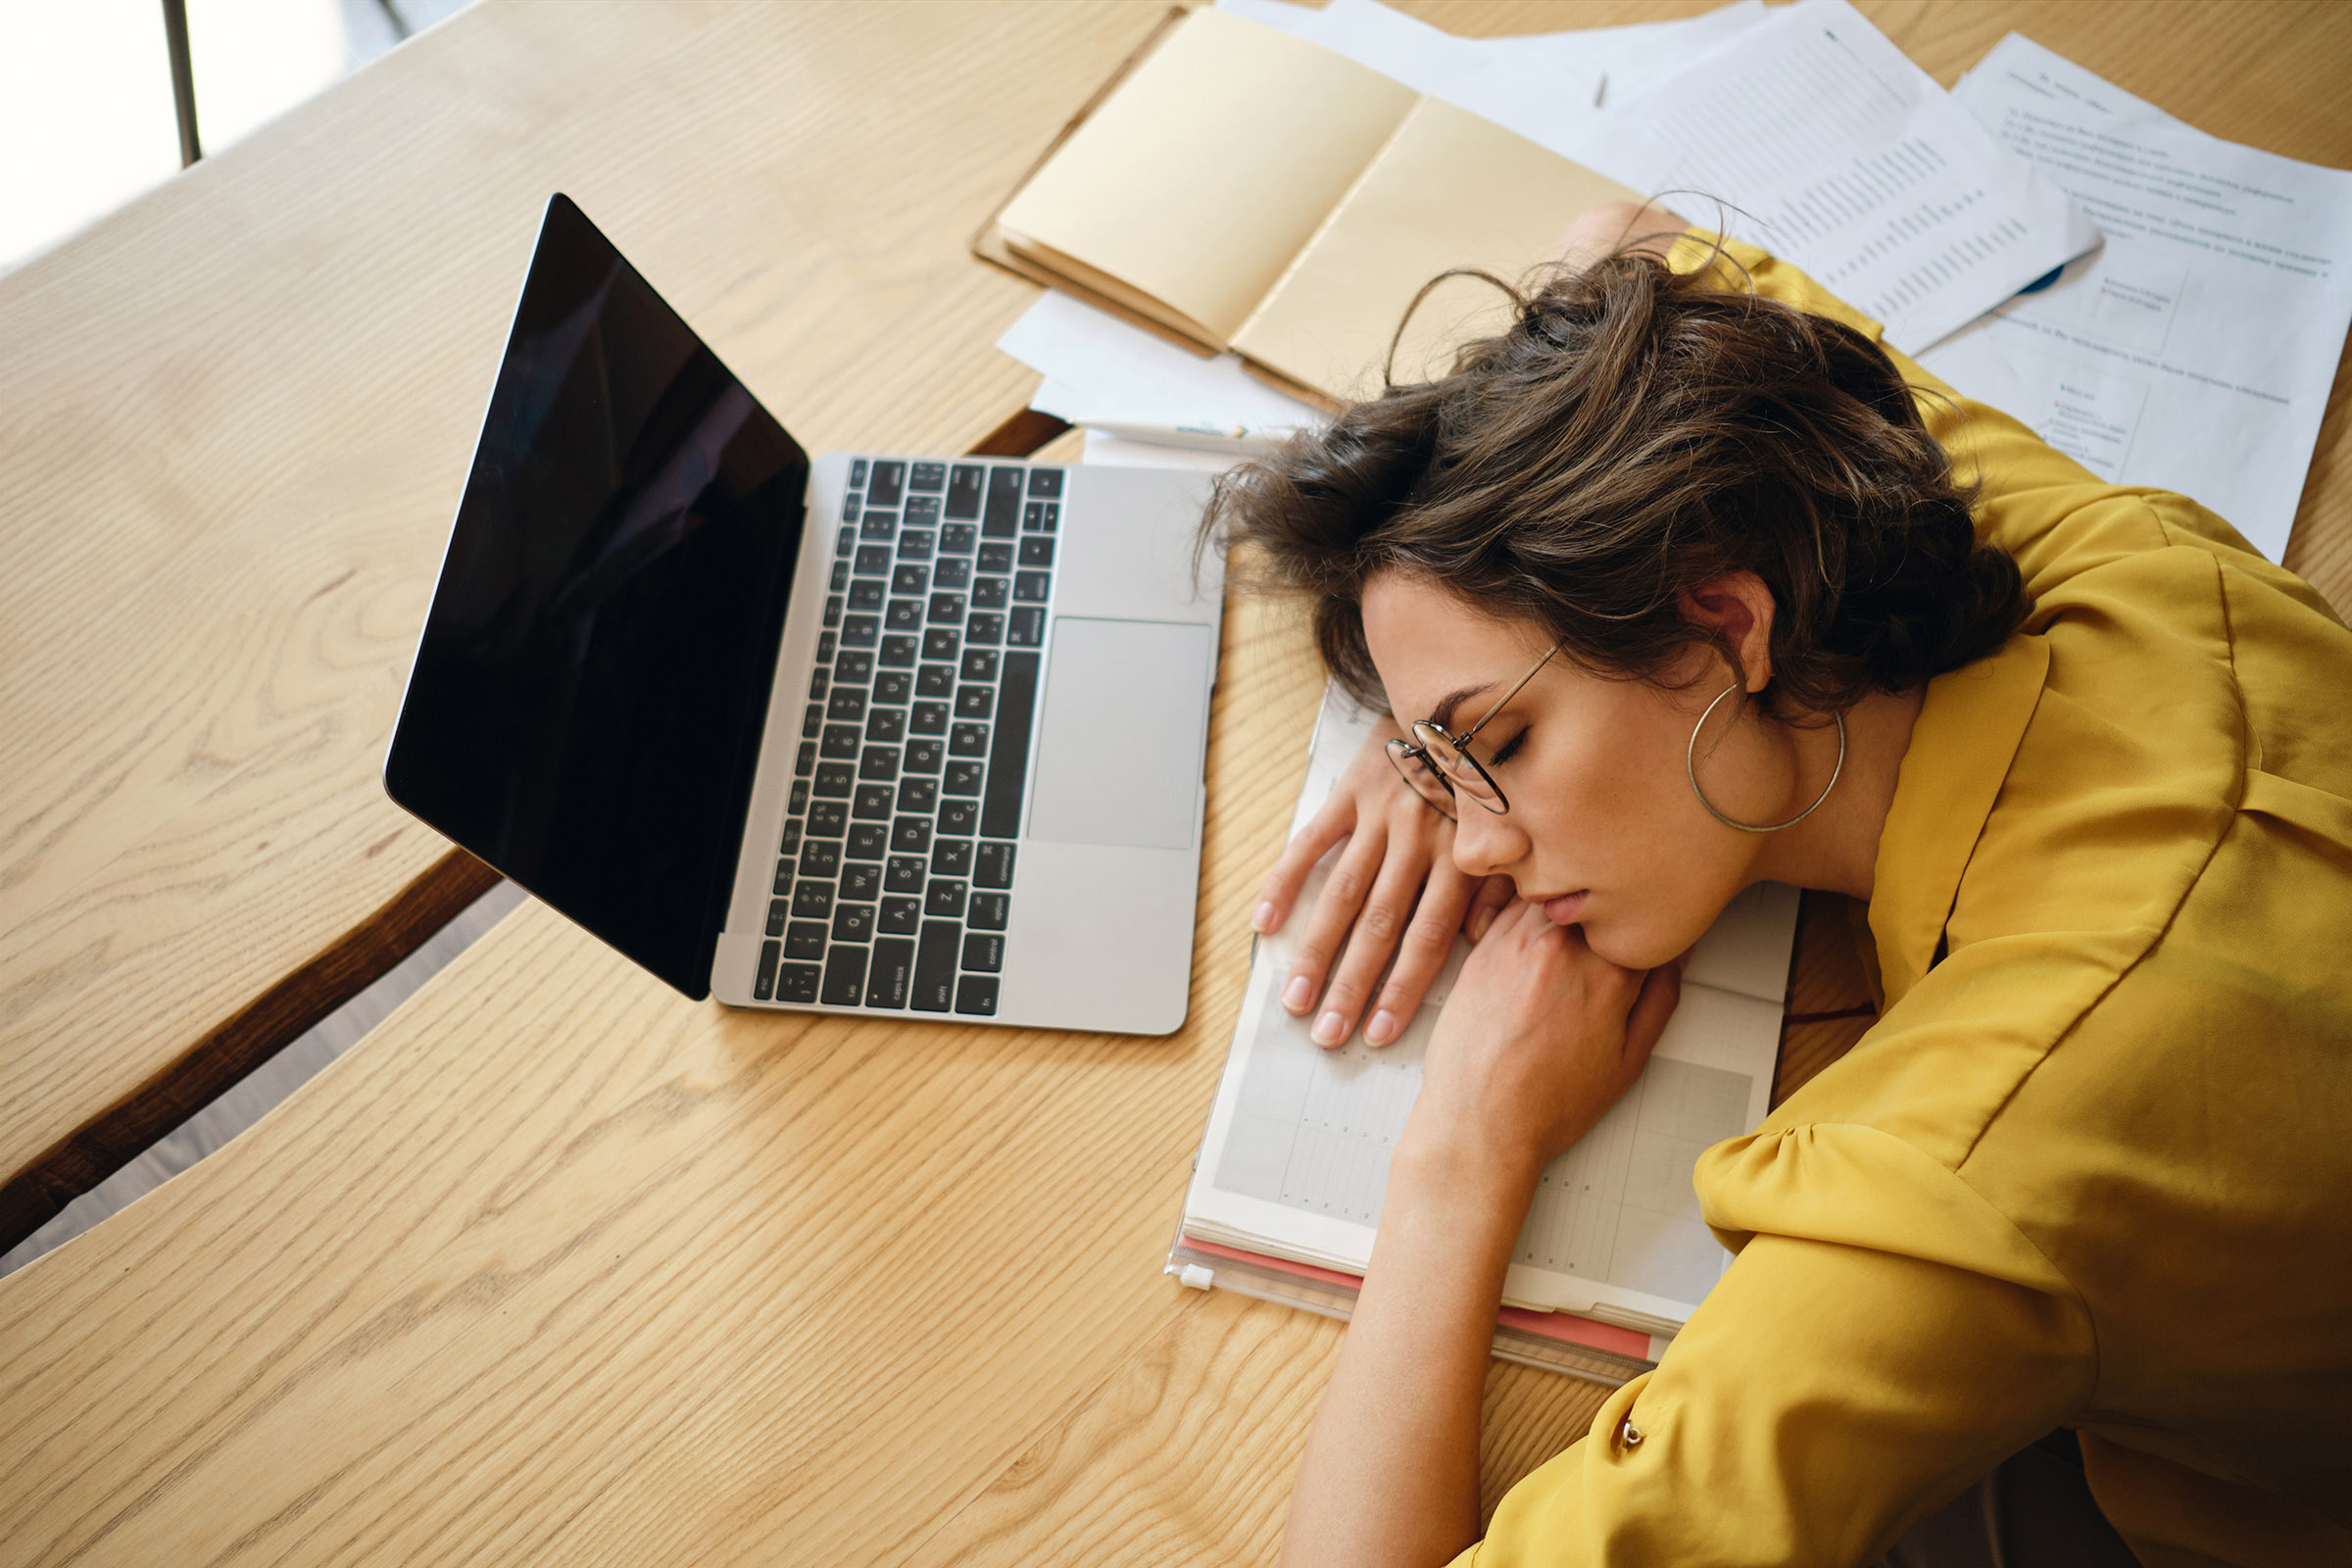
xmin=0 ymin=0 xmax=1152 ymax=1249
xmin=5 ymin=2 xmax=2352 ymax=1565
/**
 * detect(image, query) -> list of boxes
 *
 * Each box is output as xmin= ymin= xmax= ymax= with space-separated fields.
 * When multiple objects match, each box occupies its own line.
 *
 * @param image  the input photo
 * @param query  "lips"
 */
xmin=1540 ymin=891 xmax=1589 ymax=925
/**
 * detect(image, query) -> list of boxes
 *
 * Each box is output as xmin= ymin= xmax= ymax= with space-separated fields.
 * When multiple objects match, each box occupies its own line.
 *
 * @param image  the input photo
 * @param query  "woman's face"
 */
xmin=1360 ymin=570 xmax=1779 ymax=970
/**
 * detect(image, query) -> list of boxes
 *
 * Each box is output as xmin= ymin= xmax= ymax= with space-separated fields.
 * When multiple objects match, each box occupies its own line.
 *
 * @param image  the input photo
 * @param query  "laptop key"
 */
xmin=859 ymin=512 xmax=896 ymax=542
xmin=960 ymin=649 xmax=999 ymax=683
xmin=859 ymin=746 xmax=900 ymax=782
xmin=962 ymin=932 xmax=1004 ymax=973
xmin=885 ymin=855 xmax=926 ymax=894
xmin=955 ymin=686 xmax=993 ymax=719
xmin=756 ymin=939 xmax=780 ymax=1001
xmin=892 ymin=564 xmax=929 ymax=596
xmin=885 ymin=599 xmax=922 ymax=632
xmin=1021 ymin=500 xmax=1052 ymax=532
xmin=836 ymin=651 xmax=874 ymax=683
xmin=944 ymin=760 xmax=983 ymax=796
xmin=765 ymin=899 xmax=788 ymax=938
xmin=840 ymin=861 xmax=883 ymax=903
xmin=865 ymin=936 xmax=915 ymax=1008
xmin=915 ymin=663 xmax=955 ymax=698
xmin=804 ymin=703 xmax=824 ymax=737
xmin=938 ymin=798 xmax=979 ymax=837
xmin=926 ymin=879 xmax=967 ymax=918
xmin=1019 ymin=536 xmax=1054 ymax=567
xmin=922 ymin=627 xmax=960 ymax=662
xmin=780 ymin=820 xmax=802 ymax=856
xmin=874 ymin=669 xmax=913 ymax=705
xmin=967 ymin=892 xmax=1009 ymax=931
xmin=931 ymin=838 xmax=973 ymax=877
xmin=1007 ymin=607 xmax=1045 ymax=648
xmin=975 ymin=841 xmax=1016 ymax=889
xmin=827 ymin=689 xmax=866 ymax=722
xmin=821 ymin=724 xmax=859 ymax=760
xmin=950 ymin=721 xmax=989 ymax=758
xmin=823 ymin=595 xmax=843 ymax=627
xmin=851 ymin=458 xmax=869 ymax=488
xmin=971 ymin=576 xmax=1008 ymax=610
xmin=912 ymin=919 xmax=960 ymax=1011
xmin=909 ymin=461 xmax=947 ymax=493
xmin=791 ymin=881 xmax=835 ymax=920
xmin=956 ymin=975 xmax=1000 ymax=1016
xmin=817 ymin=631 xmax=837 ymax=662
xmin=853 ymin=783 xmax=895 ymax=819
xmin=821 ymin=944 xmax=868 ymax=1005
xmin=841 ymin=613 xmax=879 ymax=649
xmin=905 ymin=738 xmax=944 ymax=774
xmin=1025 ymin=466 xmax=1062 ymax=498
xmin=984 ymin=467 xmax=1022 ymax=537
xmin=808 ymin=667 xmax=830 ymax=700
xmin=879 ymin=896 xmax=922 ymax=936
xmin=928 ymin=592 xmax=966 ymax=624
xmin=966 ymin=612 xmax=1004 ymax=646
xmin=933 ymin=557 xmax=971 ymax=590
xmin=905 ymin=494 xmax=941 ymax=527
xmin=865 ymin=708 xmax=906 ymax=743
xmin=799 ymin=841 xmax=842 ymax=879
xmin=866 ymin=460 xmax=904 ymax=506
xmin=892 ymin=816 xmax=932 ymax=854
xmin=776 ymin=962 xmax=821 ymax=1004
xmin=832 ymin=903 xmax=876 ymax=943
xmin=977 ymin=542 xmax=1014 ymax=574
xmin=897 ymin=529 xmax=935 ymax=563
xmin=849 ymin=580 xmax=884 ymax=612
xmin=807 ymin=800 xmax=848 ymax=835
xmin=1013 ymin=571 xmax=1049 ymax=603
xmin=846 ymin=820 xmax=887 ymax=858
xmin=774 ymin=858 xmax=794 ymax=896
xmin=982 ymin=652 xmax=1040 ymax=838
xmin=854 ymin=545 xmax=890 ymax=576
xmin=789 ymin=779 xmax=810 ymax=815
xmin=940 ymin=521 xmax=977 ymax=555
xmin=831 ymin=559 xmax=851 ymax=592
xmin=910 ymin=701 xmax=948 ymax=736
xmin=786 ymin=920 xmax=828 ymax=960
xmin=880 ymin=634 xmax=918 ymax=668
xmin=946 ymin=465 xmax=984 ymax=520
xmin=898 ymin=777 xmax=938 ymax=814
xmin=796 ymin=742 xmax=815 ymax=777
xmin=814 ymin=762 xmax=855 ymax=798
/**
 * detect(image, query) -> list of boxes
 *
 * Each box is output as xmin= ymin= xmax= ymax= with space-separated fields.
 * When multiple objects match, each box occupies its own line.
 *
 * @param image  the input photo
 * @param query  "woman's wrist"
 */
xmin=1388 ymin=1126 xmax=1544 ymax=1242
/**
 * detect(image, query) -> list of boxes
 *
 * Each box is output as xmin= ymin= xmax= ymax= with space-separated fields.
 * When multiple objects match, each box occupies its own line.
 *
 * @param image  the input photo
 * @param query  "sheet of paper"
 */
xmin=1917 ymin=34 xmax=2352 ymax=562
xmin=1183 ymin=681 xmax=1791 ymax=1326
xmin=1219 ymin=0 xmax=1768 ymax=173
xmin=1000 ymin=289 xmax=1326 ymax=439
xmin=1602 ymin=0 xmax=2098 ymax=352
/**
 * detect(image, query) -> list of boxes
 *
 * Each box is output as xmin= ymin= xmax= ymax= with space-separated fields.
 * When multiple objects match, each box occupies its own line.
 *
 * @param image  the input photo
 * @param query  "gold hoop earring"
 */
xmin=1686 ymin=683 xmax=1845 ymax=833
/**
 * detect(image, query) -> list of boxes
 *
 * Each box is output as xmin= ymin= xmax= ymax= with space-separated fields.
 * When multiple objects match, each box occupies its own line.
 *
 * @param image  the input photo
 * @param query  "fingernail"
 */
xmin=1252 ymin=901 xmax=1277 ymax=933
xmin=1469 ymin=907 xmax=1495 ymax=941
xmin=1283 ymin=976 xmax=1311 ymax=1012
xmin=1366 ymin=1009 xmax=1397 ymax=1045
xmin=1312 ymin=1010 xmax=1347 ymax=1046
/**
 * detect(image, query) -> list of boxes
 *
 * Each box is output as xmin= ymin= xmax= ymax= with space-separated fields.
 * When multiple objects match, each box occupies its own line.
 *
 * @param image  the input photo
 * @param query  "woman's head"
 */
xmin=1207 ymin=243 xmax=2030 ymax=963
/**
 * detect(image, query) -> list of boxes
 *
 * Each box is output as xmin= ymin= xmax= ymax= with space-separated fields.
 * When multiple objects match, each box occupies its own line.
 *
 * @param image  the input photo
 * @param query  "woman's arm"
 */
xmin=1279 ymin=903 xmax=1684 ymax=1568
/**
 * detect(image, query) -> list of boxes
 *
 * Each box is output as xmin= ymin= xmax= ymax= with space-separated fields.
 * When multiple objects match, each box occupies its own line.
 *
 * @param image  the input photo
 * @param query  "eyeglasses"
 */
xmin=1386 ymin=642 xmax=1562 ymax=821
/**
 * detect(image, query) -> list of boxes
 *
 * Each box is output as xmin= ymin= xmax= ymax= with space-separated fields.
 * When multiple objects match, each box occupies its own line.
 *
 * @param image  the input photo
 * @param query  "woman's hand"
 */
xmin=1404 ymin=898 xmax=1686 ymax=1176
xmin=1252 ymin=717 xmax=1514 ymax=1047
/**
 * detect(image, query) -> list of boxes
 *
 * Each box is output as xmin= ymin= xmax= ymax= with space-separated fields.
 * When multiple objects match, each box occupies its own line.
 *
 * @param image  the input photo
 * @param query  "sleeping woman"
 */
xmin=1206 ymin=202 xmax=2352 ymax=1568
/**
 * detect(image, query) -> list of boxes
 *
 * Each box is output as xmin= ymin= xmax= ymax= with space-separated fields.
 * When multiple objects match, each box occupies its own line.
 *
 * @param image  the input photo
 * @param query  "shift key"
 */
xmin=912 ymin=919 xmax=960 ymax=1012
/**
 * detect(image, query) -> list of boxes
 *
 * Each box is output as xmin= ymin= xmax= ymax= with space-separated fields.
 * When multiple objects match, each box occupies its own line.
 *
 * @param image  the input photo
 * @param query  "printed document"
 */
xmin=1601 ymin=0 xmax=2098 ymax=352
xmin=1919 ymin=34 xmax=2352 ymax=563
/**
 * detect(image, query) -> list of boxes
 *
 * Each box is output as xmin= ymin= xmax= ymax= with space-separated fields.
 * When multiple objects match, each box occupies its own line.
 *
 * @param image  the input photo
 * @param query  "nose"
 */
xmin=1448 ymin=803 xmax=1526 ymax=880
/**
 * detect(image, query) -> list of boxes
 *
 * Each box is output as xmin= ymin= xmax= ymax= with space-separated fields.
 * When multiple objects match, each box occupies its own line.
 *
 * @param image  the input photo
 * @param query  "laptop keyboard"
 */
xmin=753 ymin=457 xmax=1063 ymax=1017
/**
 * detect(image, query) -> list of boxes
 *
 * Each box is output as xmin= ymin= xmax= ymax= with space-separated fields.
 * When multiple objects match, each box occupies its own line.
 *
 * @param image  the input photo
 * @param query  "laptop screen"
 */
xmin=385 ymin=194 xmax=808 ymax=1000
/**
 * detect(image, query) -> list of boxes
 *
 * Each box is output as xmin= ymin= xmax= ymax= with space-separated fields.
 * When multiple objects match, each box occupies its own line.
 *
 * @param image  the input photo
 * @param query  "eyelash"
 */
xmin=1486 ymin=727 xmax=1528 ymax=766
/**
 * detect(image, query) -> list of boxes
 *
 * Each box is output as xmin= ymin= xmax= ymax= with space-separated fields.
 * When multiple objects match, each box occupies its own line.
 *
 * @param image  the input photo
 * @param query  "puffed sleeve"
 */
xmin=1448 ymin=1126 xmax=2099 ymax=1567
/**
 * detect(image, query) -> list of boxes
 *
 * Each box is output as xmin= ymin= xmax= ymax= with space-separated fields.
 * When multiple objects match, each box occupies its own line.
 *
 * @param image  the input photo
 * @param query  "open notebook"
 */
xmin=980 ymin=5 xmax=1641 ymax=403
xmin=1175 ymin=682 xmax=1796 ymax=1369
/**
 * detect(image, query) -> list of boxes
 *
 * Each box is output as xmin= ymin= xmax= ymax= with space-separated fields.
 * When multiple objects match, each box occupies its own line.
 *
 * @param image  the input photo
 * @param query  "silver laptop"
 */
xmin=384 ymin=195 xmax=1222 ymax=1035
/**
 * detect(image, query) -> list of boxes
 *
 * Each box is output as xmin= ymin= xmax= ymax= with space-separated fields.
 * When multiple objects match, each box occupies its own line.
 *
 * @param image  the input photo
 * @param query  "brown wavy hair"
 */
xmin=1203 ymin=245 xmax=2030 ymax=720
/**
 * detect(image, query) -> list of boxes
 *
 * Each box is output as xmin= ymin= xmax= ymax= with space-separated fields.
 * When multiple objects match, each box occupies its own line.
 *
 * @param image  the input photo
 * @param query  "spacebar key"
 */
xmin=912 ymin=919 xmax=960 ymax=1012
xmin=981 ymin=650 xmax=1040 ymax=840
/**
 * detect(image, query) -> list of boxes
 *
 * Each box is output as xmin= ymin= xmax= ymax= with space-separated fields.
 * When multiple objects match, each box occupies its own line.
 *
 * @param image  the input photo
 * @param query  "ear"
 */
xmin=1681 ymin=572 xmax=1778 ymax=694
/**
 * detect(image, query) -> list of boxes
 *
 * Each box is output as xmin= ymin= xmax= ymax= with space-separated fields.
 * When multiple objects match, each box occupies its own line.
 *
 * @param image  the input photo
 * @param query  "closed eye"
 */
xmin=1486 ymin=727 xmax=1529 ymax=767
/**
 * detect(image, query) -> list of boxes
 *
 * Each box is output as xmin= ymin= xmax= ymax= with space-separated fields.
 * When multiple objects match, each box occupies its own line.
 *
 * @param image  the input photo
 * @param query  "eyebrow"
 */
xmin=1427 ymin=683 xmax=1494 ymax=732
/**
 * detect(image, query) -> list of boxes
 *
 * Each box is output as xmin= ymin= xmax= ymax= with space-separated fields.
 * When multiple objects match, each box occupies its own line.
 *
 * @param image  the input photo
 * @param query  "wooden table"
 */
xmin=4 ymin=3 xmax=2348 ymax=1563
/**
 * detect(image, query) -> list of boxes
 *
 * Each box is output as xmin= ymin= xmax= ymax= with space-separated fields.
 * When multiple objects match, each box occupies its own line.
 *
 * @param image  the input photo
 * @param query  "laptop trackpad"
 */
xmin=1026 ymin=617 xmax=1212 ymax=851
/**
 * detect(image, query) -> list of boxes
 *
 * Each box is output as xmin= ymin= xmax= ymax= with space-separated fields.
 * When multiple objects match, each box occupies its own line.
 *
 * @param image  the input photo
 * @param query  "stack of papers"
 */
xmin=998 ymin=0 xmax=2351 ymax=561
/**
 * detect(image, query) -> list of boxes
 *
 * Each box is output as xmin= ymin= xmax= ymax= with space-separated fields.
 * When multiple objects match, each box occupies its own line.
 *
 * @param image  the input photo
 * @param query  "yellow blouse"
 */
xmin=1447 ymin=237 xmax=2352 ymax=1568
